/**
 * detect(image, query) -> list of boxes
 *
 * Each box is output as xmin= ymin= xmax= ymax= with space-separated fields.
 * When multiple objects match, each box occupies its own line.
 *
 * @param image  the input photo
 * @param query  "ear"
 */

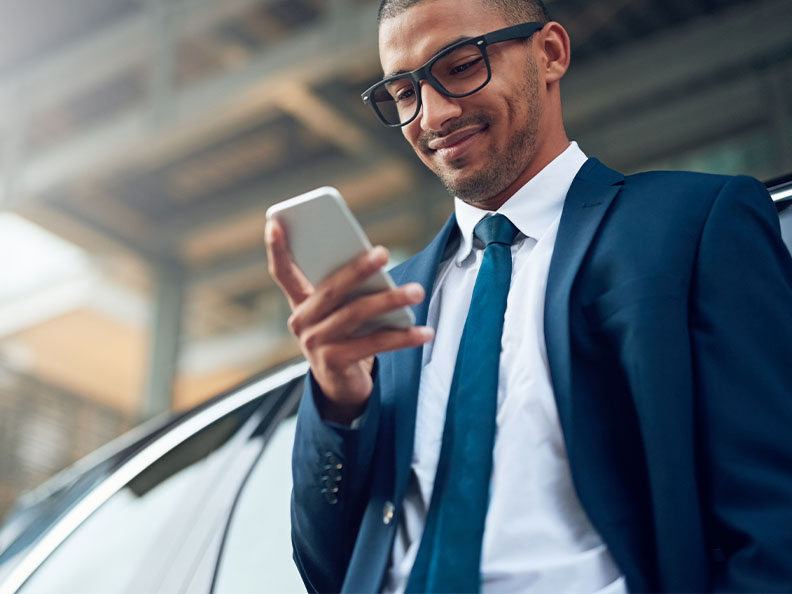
xmin=536 ymin=22 xmax=571 ymax=84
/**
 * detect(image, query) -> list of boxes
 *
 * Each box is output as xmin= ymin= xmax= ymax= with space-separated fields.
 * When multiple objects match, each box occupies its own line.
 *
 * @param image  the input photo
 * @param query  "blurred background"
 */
xmin=0 ymin=0 xmax=790 ymax=522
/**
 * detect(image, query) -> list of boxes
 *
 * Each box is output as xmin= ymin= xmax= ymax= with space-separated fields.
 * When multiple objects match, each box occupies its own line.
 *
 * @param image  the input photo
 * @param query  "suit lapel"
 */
xmin=343 ymin=214 xmax=458 ymax=593
xmin=545 ymin=159 xmax=623 ymax=437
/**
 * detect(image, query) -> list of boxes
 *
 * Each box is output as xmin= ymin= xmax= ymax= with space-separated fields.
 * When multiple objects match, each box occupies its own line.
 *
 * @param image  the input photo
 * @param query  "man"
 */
xmin=265 ymin=0 xmax=792 ymax=591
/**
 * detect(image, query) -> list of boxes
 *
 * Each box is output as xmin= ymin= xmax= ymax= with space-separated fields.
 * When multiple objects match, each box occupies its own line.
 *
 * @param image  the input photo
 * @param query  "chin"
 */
xmin=441 ymin=174 xmax=487 ymax=202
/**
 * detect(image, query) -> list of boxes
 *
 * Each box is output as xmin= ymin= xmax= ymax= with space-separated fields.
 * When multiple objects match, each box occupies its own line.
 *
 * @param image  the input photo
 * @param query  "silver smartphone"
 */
xmin=266 ymin=186 xmax=416 ymax=334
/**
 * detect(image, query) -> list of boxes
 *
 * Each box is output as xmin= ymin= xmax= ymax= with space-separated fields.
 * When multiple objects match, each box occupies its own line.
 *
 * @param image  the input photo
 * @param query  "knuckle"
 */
xmin=338 ymin=302 xmax=360 ymax=325
xmin=391 ymin=329 xmax=414 ymax=348
xmin=355 ymin=255 xmax=372 ymax=274
xmin=287 ymin=313 xmax=302 ymax=336
xmin=302 ymin=328 xmax=320 ymax=351
xmin=313 ymin=345 xmax=329 ymax=367
xmin=390 ymin=289 xmax=407 ymax=306
xmin=351 ymin=253 xmax=376 ymax=280
xmin=323 ymin=348 xmax=342 ymax=369
xmin=317 ymin=283 xmax=339 ymax=304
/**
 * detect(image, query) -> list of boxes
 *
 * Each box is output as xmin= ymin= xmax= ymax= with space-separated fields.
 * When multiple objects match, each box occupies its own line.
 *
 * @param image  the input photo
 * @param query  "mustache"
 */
xmin=417 ymin=114 xmax=493 ymax=152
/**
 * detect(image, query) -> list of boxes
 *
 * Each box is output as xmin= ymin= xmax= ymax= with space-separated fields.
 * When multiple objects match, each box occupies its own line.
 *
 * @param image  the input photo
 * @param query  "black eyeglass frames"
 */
xmin=361 ymin=21 xmax=544 ymax=128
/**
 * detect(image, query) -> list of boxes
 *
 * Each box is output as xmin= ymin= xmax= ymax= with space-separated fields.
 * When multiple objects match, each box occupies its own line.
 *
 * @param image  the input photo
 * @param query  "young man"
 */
xmin=266 ymin=0 xmax=792 ymax=591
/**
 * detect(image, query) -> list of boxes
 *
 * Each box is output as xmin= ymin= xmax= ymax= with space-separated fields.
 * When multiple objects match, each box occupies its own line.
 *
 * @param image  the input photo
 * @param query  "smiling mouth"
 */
xmin=426 ymin=125 xmax=488 ymax=162
xmin=428 ymin=125 xmax=485 ymax=150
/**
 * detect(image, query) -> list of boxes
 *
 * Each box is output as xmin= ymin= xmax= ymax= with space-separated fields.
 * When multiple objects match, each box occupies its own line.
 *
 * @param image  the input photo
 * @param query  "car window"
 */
xmin=17 ymin=401 xmax=261 ymax=594
xmin=213 ymin=413 xmax=303 ymax=593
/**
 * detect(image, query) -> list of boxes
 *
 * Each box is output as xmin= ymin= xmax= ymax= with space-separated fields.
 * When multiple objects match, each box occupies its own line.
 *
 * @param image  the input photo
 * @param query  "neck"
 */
xmin=470 ymin=132 xmax=571 ymax=211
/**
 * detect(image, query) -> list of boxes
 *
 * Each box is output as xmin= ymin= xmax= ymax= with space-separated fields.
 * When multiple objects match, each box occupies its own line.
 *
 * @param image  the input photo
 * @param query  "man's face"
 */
xmin=378 ymin=0 xmax=544 ymax=207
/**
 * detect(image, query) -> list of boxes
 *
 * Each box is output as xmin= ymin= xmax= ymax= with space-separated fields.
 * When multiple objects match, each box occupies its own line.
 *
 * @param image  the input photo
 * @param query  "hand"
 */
xmin=265 ymin=218 xmax=434 ymax=424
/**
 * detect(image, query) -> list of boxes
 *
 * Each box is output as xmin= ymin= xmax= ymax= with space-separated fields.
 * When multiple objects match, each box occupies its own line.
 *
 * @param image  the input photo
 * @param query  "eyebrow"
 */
xmin=383 ymin=35 xmax=474 ymax=78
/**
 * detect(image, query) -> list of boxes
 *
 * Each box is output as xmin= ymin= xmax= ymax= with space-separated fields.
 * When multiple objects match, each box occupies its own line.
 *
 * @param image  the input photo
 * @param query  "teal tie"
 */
xmin=406 ymin=214 xmax=519 ymax=594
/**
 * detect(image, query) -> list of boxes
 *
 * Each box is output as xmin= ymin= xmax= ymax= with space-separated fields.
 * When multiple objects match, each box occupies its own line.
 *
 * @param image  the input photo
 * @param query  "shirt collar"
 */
xmin=453 ymin=141 xmax=588 ymax=264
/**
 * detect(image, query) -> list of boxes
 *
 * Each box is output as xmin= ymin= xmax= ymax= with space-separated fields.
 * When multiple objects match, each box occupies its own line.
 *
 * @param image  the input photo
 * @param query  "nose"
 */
xmin=418 ymin=82 xmax=462 ymax=131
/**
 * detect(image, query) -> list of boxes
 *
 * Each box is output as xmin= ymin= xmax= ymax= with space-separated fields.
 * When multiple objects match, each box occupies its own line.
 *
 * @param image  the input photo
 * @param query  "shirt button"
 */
xmin=383 ymin=501 xmax=395 ymax=525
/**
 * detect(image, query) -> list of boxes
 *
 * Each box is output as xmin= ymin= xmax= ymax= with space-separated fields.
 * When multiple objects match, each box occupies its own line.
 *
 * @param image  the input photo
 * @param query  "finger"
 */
xmin=322 ymin=326 xmax=435 ymax=368
xmin=265 ymin=219 xmax=313 ymax=308
xmin=307 ymin=283 xmax=425 ymax=344
xmin=294 ymin=245 xmax=391 ymax=330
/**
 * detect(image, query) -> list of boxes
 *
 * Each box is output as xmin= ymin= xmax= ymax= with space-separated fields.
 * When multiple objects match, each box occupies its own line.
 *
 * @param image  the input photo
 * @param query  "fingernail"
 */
xmin=418 ymin=326 xmax=434 ymax=340
xmin=369 ymin=246 xmax=388 ymax=263
xmin=405 ymin=283 xmax=424 ymax=300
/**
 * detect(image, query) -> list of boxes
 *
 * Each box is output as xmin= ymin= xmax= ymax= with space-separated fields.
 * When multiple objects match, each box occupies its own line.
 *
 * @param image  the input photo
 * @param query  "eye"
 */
xmin=385 ymin=81 xmax=416 ymax=104
xmin=432 ymin=46 xmax=485 ymax=82
xmin=449 ymin=56 xmax=483 ymax=75
xmin=395 ymin=87 xmax=416 ymax=103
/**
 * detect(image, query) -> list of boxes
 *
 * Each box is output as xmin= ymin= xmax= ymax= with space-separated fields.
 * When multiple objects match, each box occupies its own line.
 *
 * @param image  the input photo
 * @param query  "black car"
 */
xmin=0 ymin=179 xmax=790 ymax=594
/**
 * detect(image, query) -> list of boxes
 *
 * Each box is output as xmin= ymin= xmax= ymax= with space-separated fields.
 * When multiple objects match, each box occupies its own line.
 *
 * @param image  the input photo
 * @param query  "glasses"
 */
xmin=361 ymin=21 xmax=544 ymax=127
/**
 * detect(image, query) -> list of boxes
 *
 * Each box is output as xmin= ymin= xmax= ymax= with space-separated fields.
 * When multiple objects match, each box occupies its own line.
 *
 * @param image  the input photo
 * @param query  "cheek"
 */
xmin=402 ymin=124 xmax=430 ymax=164
xmin=402 ymin=123 xmax=419 ymax=147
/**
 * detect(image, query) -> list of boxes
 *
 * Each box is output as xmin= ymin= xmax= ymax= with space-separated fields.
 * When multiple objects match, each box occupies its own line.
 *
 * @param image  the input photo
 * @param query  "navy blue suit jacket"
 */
xmin=291 ymin=159 xmax=792 ymax=593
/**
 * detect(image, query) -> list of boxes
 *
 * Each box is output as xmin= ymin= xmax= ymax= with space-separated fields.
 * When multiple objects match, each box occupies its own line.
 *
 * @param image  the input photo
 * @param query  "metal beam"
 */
xmin=763 ymin=64 xmax=792 ymax=172
xmin=6 ymin=0 xmax=789 ymax=209
xmin=562 ymin=0 xmax=635 ymax=48
xmin=168 ymin=149 xmax=409 ymax=240
xmin=562 ymin=0 xmax=792 ymax=127
xmin=274 ymin=82 xmax=374 ymax=156
xmin=574 ymin=68 xmax=768 ymax=172
xmin=146 ymin=0 xmax=177 ymax=126
xmin=0 ymin=0 xmax=302 ymax=104
xmin=187 ymin=171 xmax=446 ymax=289
xmin=0 ymin=3 xmax=380 ymax=206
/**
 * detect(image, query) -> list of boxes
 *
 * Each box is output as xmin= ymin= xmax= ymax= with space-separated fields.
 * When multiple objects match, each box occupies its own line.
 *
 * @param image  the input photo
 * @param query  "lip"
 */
xmin=427 ymin=126 xmax=486 ymax=161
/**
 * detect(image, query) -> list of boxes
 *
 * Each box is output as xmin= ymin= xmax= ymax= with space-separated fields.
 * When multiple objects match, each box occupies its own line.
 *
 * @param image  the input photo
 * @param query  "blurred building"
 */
xmin=1 ymin=0 xmax=790 ymax=520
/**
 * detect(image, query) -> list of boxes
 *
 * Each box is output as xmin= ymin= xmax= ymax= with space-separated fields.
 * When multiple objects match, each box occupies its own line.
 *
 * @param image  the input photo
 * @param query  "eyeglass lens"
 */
xmin=371 ymin=43 xmax=489 ymax=125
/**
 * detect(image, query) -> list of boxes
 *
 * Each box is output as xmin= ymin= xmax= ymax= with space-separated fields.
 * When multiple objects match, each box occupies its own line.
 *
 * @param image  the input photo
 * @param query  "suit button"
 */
xmin=321 ymin=488 xmax=339 ymax=505
xmin=383 ymin=501 xmax=395 ymax=525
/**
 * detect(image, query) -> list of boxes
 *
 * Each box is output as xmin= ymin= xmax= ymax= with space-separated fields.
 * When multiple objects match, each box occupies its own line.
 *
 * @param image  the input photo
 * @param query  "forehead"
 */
xmin=378 ymin=0 xmax=509 ymax=75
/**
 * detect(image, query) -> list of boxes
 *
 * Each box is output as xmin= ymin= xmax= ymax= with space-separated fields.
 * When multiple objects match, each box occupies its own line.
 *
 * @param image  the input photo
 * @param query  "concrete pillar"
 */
xmin=141 ymin=262 xmax=185 ymax=420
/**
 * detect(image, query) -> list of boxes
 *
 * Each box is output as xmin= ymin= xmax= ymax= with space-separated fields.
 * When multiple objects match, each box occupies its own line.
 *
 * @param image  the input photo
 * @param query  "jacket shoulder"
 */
xmin=623 ymin=169 xmax=733 ymax=192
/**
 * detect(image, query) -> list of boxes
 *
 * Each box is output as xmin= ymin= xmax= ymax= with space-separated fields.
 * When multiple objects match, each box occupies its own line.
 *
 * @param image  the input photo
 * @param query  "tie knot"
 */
xmin=473 ymin=214 xmax=519 ymax=247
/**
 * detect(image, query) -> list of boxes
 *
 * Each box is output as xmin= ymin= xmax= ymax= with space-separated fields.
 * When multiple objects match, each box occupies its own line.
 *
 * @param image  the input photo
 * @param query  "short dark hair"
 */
xmin=377 ymin=0 xmax=551 ymax=25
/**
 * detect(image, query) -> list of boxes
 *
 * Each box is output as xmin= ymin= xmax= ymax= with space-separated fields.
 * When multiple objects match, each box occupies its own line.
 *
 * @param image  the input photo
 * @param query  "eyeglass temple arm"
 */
xmin=482 ymin=21 xmax=544 ymax=45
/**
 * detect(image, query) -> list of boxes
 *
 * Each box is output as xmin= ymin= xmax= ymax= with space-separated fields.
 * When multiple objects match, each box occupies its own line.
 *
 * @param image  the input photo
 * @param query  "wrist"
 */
xmin=318 ymin=397 xmax=368 ymax=426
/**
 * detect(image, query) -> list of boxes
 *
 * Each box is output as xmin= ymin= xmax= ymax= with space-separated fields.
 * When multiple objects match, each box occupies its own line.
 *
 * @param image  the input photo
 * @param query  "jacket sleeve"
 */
xmin=690 ymin=175 xmax=792 ymax=592
xmin=290 ymin=363 xmax=381 ymax=593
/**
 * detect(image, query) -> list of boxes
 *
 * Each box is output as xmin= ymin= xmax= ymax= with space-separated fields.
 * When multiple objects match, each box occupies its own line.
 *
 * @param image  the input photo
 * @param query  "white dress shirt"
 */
xmin=383 ymin=143 xmax=626 ymax=593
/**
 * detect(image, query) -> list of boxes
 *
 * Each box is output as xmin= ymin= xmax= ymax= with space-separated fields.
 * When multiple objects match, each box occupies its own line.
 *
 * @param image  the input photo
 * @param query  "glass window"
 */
xmin=213 ymin=413 xmax=303 ymax=593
